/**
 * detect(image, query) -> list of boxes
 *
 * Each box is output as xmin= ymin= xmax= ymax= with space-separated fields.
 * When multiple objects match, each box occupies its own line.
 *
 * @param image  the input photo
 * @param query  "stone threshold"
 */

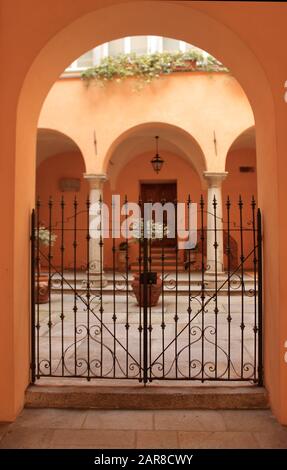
xmin=25 ymin=385 xmax=268 ymax=410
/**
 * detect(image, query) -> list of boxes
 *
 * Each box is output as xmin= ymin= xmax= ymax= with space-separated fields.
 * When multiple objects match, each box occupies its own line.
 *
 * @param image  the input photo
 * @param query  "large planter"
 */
xmin=117 ymin=249 xmax=127 ymax=272
xmin=131 ymin=272 xmax=162 ymax=307
xmin=35 ymin=273 xmax=49 ymax=304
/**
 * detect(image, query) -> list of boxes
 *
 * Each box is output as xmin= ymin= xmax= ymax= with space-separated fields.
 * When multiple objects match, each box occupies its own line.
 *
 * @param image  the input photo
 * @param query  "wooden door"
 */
xmin=140 ymin=182 xmax=177 ymax=246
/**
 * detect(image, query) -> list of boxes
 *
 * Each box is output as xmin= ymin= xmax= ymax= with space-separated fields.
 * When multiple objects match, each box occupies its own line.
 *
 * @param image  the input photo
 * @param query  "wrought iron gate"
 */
xmin=31 ymin=195 xmax=263 ymax=384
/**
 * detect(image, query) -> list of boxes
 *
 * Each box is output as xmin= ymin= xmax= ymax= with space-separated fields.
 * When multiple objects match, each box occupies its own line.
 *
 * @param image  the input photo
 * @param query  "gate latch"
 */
xmin=140 ymin=271 xmax=157 ymax=285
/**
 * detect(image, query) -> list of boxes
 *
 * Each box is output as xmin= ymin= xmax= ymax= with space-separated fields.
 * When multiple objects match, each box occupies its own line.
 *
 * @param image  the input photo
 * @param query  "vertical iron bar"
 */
xmin=200 ymin=195 xmax=205 ymax=382
xmin=112 ymin=198 xmax=117 ymax=378
xmin=161 ymin=198 xmax=165 ymax=379
xmin=48 ymin=197 xmax=52 ymax=375
xmin=138 ymin=197 xmax=143 ymax=381
xmin=148 ymin=231 xmax=152 ymax=382
xmin=36 ymin=198 xmax=40 ymax=379
xmin=73 ymin=196 xmax=78 ymax=376
xmin=142 ymin=233 xmax=148 ymax=385
xmin=257 ymin=208 xmax=263 ymax=386
xmin=124 ymin=195 xmax=130 ymax=378
xmin=251 ymin=196 xmax=258 ymax=382
xmin=187 ymin=195 xmax=192 ymax=379
xmin=174 ymin=199 xmax=179 ymax=379
xmin=60 ymin=196 xmax=65 ymax=376
xmin=99 ymin=194 xmax=104 ymax=377
xmin=239 ymin=195 xmax=245 ymax=378
xmin=30 ymin=209 xmax=36 ymax=383
xmin=213 ymin=195 xmax=218 ymax=379
xmin=86 ymin=196 xmax=91 ymax=380
xmin=226 ymin=196 xmax=232 ymax=380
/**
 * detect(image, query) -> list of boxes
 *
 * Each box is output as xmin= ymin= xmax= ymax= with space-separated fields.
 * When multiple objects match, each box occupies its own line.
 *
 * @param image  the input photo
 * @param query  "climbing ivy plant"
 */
xmin=81 ymin=50 xmax=228 ymax=88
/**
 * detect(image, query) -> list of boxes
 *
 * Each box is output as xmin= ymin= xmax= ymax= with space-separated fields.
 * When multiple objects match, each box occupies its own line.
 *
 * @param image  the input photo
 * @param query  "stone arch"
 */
xmin=225 ymin=126 xmax=256 ymax=160
xmin=16 ymin=2 xmax=274 ymax=206
xmin=36 ymin=128 xmax=87 ymax=171
xmin=103 ymin=122 xmax=207 ymax=189
xmin=9 ymin=1 xmax=282 ymax=422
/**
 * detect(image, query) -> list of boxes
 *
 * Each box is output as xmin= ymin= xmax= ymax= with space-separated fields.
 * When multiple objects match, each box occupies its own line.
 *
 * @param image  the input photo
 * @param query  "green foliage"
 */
xmin=81 ymin=50 xmax=228 ymax=88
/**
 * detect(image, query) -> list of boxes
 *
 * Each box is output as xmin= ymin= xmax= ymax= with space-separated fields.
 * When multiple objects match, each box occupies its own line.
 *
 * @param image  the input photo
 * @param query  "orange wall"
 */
xmin=223 ymin=148 xmax=258 ymax=270
xmin=224 ymin=148 xmax=257 ymax=202
xmin=36 ymin=152 xmax=89 ymax=271
xmin=38 ymin=73 xmax=254 ymax=176
xmin=1 ymin=0 xmax=287 ymax=423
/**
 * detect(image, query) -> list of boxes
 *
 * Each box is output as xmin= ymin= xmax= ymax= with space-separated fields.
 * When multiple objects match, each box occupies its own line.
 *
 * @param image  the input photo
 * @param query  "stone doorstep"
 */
xmin=25 ymin=385 xmax=268 ymax=411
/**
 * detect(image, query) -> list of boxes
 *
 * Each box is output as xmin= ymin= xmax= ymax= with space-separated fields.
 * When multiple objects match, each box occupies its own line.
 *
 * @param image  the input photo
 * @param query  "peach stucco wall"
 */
xmin=1 ymin=0 xmax=287 ymax=424
xmin=38 ymin=73 xmax=254 ymax=176
xmin=36 ymin=152 xmax=89 ymax=271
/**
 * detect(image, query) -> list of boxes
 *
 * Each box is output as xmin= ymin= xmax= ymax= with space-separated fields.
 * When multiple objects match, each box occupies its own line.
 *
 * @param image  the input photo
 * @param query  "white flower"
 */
xmin=129 ymin=219 xmax=169 ymax=240
xmin=35 ymin=226 xmax=57 ymax=246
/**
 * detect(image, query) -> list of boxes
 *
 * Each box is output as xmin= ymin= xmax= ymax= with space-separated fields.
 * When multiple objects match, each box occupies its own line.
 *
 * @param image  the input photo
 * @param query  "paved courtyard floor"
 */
xmin=0 ymin=408 xmax=286 ymax=449
xmin=35 ymin=292 xmax=259 ymax=381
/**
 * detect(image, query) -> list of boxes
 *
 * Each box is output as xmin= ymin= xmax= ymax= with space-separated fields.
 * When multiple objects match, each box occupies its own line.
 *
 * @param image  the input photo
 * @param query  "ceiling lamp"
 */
xmin=151 ymin=135 xmax=164 ymax=173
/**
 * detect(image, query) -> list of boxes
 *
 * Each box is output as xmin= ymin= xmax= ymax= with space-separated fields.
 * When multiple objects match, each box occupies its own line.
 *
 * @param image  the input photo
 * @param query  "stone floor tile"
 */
xmin=136 ymin=431 xmax=178 ymax=449
xmin=253 ymin=429 xmax=287 ymax=449
xmin=0 ymin=428 xmax=54 ymax=449
xmin=178 ymin=431 xmax=259 ymax=449
xmin=10 ymin=408 xmax=87 ymax=429
xmin=220 ymin=410 xmax=281 ymax=432
xmin=83 ymin=410 xmax=153 ymax=430
xmin=0 ymin=423 xmax=11 ymax=443
xmin=154 ymin=410 xmax=226 ymax=431
xmin=49 ymin=429 xmax=136 ymax=449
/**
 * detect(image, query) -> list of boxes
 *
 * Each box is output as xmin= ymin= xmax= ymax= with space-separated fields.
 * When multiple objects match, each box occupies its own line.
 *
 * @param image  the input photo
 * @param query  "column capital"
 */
xmin=83 ymin=173 xmax=107 ymax=189
xmin=203 ymin=171 xmax=228 ymax=188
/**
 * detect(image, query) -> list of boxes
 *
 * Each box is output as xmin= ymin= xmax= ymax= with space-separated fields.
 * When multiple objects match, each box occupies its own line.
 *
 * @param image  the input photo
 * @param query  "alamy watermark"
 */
xmin=89 ymin=195 xmax=197 ymax=250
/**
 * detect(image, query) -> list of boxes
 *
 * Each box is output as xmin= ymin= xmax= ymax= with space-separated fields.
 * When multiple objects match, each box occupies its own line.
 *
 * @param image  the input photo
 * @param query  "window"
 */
xmin=64 ymin=36 xmax=207 ymax=73
xmin=109 ymin=38 xmax=125 ymax=56
xmin=162 ymin=38 xmax=181 ymax=52
xmin=130 ymin=36 xmax=148 ymax=55
xmin=76 ymin=50 xmax=93 ymax=69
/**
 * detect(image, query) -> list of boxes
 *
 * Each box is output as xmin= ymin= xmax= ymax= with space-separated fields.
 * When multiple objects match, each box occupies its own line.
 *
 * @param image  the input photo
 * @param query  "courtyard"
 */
xmin=35 ymin=269 xmax=259 ymax=383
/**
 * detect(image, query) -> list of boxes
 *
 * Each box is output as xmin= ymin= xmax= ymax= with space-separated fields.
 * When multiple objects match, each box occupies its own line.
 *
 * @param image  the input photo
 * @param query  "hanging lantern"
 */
xmin=151 ymin=135 xmax=164 ymax=173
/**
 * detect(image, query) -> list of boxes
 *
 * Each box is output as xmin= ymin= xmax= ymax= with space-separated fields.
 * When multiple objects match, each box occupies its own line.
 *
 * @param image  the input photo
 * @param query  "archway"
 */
xmin=36 ymin=129 xmax=88 ymax=270
xmin=104 ymin=122 xmax=207 ymax=190
xmin=224 ymin=126 xmax=257 ymax=203
xmin=5 ymin=1 xmax=281 ymax=422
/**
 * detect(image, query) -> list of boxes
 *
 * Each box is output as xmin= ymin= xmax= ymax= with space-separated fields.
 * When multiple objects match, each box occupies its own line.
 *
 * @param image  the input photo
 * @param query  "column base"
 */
xmin=82 ymin=271 xmax=108 ymax=289
xmin=204 ymin=270 xmax=227 ymax=290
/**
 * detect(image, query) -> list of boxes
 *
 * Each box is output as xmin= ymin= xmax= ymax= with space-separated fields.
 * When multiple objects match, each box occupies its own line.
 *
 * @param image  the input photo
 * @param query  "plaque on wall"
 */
xmin=59 ymin=178 xmax=81 ymax=192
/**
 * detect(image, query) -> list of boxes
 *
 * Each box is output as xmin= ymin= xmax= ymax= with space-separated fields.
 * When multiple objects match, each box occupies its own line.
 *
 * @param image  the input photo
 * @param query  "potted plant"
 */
xmin=129 ymin=219 xmax=168 ymax=307
xmin=117 ymin=240 xmax=129 ymax=272
xmin=34 ymin=226 xmax=57 ymax=304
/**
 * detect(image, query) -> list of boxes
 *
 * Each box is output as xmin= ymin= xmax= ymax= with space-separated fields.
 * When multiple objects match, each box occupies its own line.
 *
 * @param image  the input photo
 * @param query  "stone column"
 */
xmin=203 ymin=171 xmax=228 ymax=275
xmin=83 ymin=173 xmax=108 ymax=287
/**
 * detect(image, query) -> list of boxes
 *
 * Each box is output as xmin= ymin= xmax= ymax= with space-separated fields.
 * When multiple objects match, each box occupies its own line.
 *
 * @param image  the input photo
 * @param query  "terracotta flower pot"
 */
xmin=131 ymin=272 xmax=162 ymax=307
xmin=117 ymin=249 xmax=127 ymax=272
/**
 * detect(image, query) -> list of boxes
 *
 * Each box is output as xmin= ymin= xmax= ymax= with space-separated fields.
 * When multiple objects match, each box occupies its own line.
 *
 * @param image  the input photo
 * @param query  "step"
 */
xmin=25 ymin=384 xmax=268 ymax=410
xmin=130 ymin=265 xmax=186 ymax=272
xmin=151 ymin=248 xmax=177 ymax=253
xmin=130 ymin=261 xmax=182 ymax=268
xmin=48 ymin=272 xmax=257 ymax=295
